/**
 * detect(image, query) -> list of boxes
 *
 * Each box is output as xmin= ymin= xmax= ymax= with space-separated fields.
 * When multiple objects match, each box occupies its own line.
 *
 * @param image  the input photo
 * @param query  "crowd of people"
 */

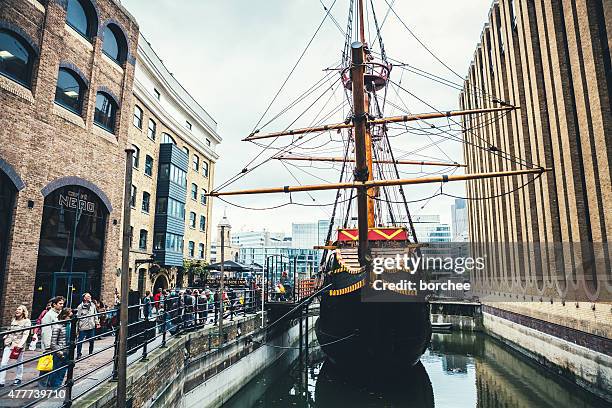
xmin=141 ymin=286 xmax=259 ymax=336
xmin=0 ymin=285 xmax=260 ymax=390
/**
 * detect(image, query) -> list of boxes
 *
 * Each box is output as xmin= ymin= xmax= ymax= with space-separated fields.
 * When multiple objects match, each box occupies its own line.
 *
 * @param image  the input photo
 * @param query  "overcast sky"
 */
xmin=122 ymin=0 xmax=492 ymax=235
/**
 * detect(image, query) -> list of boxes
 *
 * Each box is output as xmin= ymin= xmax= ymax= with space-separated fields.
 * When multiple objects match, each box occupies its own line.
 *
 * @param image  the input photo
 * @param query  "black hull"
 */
xmin=315 ymin=288 xmax=431 ymax=369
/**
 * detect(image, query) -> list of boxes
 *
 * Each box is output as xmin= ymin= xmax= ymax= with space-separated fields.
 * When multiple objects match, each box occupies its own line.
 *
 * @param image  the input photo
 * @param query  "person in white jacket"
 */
xmin=41 ymin=297 xmax=64 ymax=350
xmin=0 ymin=305 xmax=31 ymax=386
xmin=38 ymin=296 xmax=64 ymax=387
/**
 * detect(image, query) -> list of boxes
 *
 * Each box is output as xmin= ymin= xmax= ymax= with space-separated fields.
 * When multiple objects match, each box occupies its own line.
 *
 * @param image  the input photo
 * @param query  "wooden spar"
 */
xmin=209 ymin=167 xmax=550 ymax=197
xmin=351 ymin=42 xmax=371 ymax=265
xmin=274 ymin=155 xmax=467 ymax=167
xmin=358 ymin=0 xmax=366 ymax=44
xmin=242 ymin=106 xmax=517 ymax=141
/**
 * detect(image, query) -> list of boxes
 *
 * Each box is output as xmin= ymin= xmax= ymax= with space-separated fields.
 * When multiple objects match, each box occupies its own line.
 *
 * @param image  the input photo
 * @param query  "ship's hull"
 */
xmin=315 ymin=287 xmax=432 ymax=369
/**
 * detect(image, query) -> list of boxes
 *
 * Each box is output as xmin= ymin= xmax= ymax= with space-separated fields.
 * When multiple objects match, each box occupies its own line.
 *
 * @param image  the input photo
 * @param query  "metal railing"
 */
xmin=0 ymin=288 xmax=262 ymax=407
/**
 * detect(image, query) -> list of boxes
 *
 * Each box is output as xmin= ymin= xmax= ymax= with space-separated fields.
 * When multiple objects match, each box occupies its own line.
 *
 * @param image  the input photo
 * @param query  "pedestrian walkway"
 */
xmin=0 ymin=316 xmax=239 ymax=408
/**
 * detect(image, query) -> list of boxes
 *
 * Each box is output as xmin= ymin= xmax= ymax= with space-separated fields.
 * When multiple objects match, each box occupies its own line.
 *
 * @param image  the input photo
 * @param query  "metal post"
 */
xmin=304 ymin=306 xmax=309 ymax=364
xmin=261 ymin=271 xmax=265 ymax=329
xmin=117 ymin=148 xmax=134 ymax=407
xmin=219 ymin=225 xmax=225 ymax=343
xmin=141 ymin=321 xmax=148 ymax=361
xmin=293 ymin=257 xmax=297 ymax=301
xmin=160 ymin=308 xmax=167 ymax=348
xmin=299 ymin=309 xmax=303 ymax=363
xmin=63 ymin=314 xmax=79 ymax=405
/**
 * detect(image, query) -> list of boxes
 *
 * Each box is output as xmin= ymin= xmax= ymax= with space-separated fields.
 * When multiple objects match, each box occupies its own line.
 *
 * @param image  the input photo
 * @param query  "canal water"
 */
xmin=225 ymin=331 xmax=609 ymax=408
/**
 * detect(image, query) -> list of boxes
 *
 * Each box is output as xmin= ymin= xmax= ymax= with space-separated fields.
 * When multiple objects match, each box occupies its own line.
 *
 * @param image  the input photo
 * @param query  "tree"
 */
xmin=183 ymin=259 xmax=210 ymax=286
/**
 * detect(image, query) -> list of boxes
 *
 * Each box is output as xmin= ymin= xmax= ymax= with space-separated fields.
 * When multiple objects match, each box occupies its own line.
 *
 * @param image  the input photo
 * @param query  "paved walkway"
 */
xmin=0 ymin=316 xmax=238 ymax=407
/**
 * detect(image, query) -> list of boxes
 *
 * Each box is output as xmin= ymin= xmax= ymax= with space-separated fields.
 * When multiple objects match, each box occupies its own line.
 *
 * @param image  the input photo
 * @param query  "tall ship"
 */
xmin=210 ymin=0 xmax=547 ymax=369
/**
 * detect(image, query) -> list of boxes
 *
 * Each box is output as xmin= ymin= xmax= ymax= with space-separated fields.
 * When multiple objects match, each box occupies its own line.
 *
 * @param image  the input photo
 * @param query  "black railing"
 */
xmin=0 ymin=288 xmax=262 ymax=407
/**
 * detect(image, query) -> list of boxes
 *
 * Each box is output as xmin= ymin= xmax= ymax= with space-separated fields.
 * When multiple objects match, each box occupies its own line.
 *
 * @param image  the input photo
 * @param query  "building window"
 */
xmin=189 ymin=212 xmax=196 ymax=228
xmin=153 ymin=233 xmax=164 ymax=250
xmin=182 ymin=146 xmax=189 ymax=157
xmin=200 ymin=191 xmax=207 ymax=205
xmin=191 ymin=183 xmax=197 ymax=200
xmin=156 ymin=197 xmax=185 ymax=220
xmin=54 ymin=68 xmax=85 ymax=113
xmin=154 ymin=88 xmax=160 ymax=100
xmin=199 ymin=215 xmax=205 ymax=232
xmin=142 ymin=191 xmax=150 ymax=213
xmin=498 ymin=18 xmax=505 ymax=55
xmin=192 ymin=154 xmax=199 ymax=172
xmin=66 ymin=0 xmax=97 ymax=40
xmin=144 ymin=155 xmax=153 ymax=176
xmin=186 ymin=121 xmax=192 ymax=130
xmin=161 ymin=133 xmax=175 ymax=144
xmin=188 ymin=241 xmax=195 ymax=257
xmin=148 ymin=119 xmax=156 ymax=140
xmin=102 ymin=24 xmax=127 ymax=64
xmin=198 ymin=243 xmax=205 ymax=259
xmin=139 ymin=229 xmax=148 ymax=250
xmin=202 ymin=162 xmax=209 ymax=178
xmin=130 ymin=185 xmax=136 ymax=208
xmin=94 ymin=92 xmax=117 ymax=133
xmin=132 ymin=145 xmax=139 ymax=168
xmin=133 ymin=105 xmax=143 ymax=128
xmin=129 ymin=226 xmax=134 ymax=247
xmin=0 ymin=29 xmax=35 ymax=87
xmin=159 ymin=163 xmax=186 ymax=187
xmin=509 ymin=0 xmax=517 ymax=30
xmin=154 ymin=232 xmax=184 ymax=253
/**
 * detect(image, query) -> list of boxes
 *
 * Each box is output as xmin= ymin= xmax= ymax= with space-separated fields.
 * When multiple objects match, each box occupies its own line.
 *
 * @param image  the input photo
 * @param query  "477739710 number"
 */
xmin=6 ymin=389 xmax=66 ymax=399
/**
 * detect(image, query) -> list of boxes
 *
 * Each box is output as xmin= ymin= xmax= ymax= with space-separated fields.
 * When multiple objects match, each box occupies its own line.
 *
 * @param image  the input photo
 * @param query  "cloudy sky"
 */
xmin=122 ymin=0 xmax=492 ymax=235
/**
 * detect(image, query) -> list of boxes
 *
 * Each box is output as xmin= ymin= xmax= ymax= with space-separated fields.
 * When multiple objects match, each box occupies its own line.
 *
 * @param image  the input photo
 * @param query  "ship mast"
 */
xmin=351 ymin=0 xmax=373 ymax=266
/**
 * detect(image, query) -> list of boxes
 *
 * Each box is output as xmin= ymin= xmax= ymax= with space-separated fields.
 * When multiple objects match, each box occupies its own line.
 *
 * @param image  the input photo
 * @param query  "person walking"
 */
xmin=183 ymin=289 xmax=195 ymax=330
xmin=48 ymin=308 xmax=72 ymax=389
xmin=75 ymin=293 xmax=99 ymax=359
xmin=228 ymin=289 xmax=237 ymax=321
xmin=153 ymin=288 xmax=162 ymax=310
xmin=33 ymin=301 xmax=52 ymax=347
xmin=39 ymin=296 xmax=64 ymax=387
xmin=0 ymin=305 xmax=31 ymax=386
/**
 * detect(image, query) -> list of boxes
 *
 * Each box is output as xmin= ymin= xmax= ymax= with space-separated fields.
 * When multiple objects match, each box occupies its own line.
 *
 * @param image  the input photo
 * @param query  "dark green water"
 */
xmin=224 ymin=331 xmax=609 ymax=408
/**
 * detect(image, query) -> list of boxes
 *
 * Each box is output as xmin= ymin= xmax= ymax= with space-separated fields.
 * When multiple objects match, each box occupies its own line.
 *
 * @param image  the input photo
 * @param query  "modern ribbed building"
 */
xmin=460 ymin=0 xmax=610 ymax=400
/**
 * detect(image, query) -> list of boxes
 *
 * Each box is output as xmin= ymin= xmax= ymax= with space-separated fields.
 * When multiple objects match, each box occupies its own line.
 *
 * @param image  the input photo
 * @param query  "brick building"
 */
xmin=127 ymin=34 xmax=219 ymax=294
xmin=0 ymin=0 xmax=221 ymax=323
xmin=460 ymin=0 xmax=610 ymax=399
xmin=0 ymin=0 xmax=139 ymax=321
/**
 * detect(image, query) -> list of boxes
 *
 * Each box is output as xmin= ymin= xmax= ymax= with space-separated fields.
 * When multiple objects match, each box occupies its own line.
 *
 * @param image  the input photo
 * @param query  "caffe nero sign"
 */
xmin=59 ymin=191 xmax=96 ymax=213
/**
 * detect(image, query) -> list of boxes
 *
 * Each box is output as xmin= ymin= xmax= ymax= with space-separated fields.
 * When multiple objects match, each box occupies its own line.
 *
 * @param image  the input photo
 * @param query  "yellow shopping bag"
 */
xmin=37 ymin=354 xmax=53 ymax=372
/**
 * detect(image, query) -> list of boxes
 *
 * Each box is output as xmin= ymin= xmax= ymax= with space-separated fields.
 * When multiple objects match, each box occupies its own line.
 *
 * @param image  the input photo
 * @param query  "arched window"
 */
xmin=66 ymin=0 xmax=97 ymax=40
xmin=161 ymin=132 xmax=175 ymax=144
xmin=147 ymin=119 xmax=156 ymax=140
xmin=55 ymin=68 xmax=85 ymax=113
xmin=94 ymin=92 xmax=117 ymax=133
xmin=102 ymin=24 xmax=127 ymax=64
xmin=133 ymin=105 xmax=143 ymax=128
xmin=34 ymin=185 xmax=108 ymax=311
xmin=0 ymin=29 xmax=35 ymax=87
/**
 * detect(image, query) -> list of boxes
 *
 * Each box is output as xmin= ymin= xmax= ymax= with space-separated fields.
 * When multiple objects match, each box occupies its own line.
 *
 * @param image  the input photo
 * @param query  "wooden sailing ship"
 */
xmin=210 ymin=0 xmax=548 ymax=369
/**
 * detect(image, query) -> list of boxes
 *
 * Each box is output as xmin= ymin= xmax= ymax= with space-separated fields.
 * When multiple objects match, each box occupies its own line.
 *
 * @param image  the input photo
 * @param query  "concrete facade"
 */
xmin=460 ymin=0 xmax=611 ymax=399
xmin=0 ymin=0 xmax=139 ymax=322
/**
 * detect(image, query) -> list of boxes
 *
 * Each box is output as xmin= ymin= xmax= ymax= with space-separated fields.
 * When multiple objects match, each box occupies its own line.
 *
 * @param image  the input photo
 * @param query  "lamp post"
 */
xmin=117 ymin=148 xmax=134 ymax=407
xmin=218 ymin=225 xmax=225 ymax=343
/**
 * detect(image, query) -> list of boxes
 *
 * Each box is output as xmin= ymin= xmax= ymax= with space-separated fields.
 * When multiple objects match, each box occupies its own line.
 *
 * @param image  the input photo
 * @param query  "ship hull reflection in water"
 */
xmin=224 ymin=332 xmax=609 ymax=408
